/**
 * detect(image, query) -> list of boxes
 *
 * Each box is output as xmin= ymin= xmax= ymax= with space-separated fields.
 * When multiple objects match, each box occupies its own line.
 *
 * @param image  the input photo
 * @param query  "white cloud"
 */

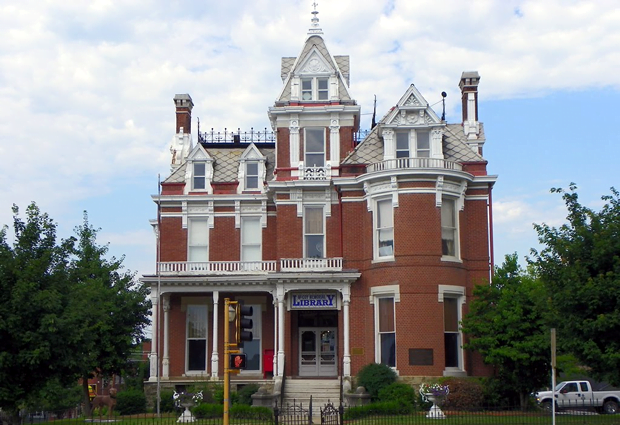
xmin=1 ymin=0 xmax=619 ymax=276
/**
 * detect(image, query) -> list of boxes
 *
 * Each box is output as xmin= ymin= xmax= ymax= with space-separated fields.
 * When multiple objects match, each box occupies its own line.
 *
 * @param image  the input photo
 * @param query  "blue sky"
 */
xmin=1 ymin=0 xmax=619 ymax=278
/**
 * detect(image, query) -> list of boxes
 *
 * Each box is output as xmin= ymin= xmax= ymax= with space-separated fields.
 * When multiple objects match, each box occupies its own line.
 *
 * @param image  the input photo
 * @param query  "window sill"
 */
xmin=441 ymin=255 xmax=462 ymax=264
xmin=183 ymin=371 xmax=209 ymax=376
xmin=372 ymin=256 xmax=395 ymax=264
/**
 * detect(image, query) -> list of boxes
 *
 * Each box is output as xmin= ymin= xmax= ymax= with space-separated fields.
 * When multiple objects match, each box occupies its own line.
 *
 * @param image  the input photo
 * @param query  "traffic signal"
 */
xmin=236 ymin=304 xmax=253 ymax=347
xmin=230 ymin=353 xmax=247 ymax=369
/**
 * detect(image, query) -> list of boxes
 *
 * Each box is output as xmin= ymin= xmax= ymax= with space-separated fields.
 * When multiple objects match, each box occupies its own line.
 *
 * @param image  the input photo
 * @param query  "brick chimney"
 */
xmin=459 ymin=72 xmax=483 ymax=153
xmin=170 ymin=94 xmax=194 ymax=170
xmin=174 ymin=94 xmax=193 ymax=134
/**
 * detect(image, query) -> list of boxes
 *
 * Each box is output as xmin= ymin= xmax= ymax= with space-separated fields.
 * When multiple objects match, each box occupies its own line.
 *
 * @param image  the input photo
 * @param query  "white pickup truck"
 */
xmin=535 ymin=380 xmax=620 ymax=414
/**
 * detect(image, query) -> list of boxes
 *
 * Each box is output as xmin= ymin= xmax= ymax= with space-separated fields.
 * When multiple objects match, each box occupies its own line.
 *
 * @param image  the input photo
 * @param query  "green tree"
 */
xmin=0 ymin=205 xmax=151 ymax=422
xmin=64 ymin=214 xmax=151 ymax=415
xmin=461 ymin=253 xmax=550 ymax=409
xmin=0 ymin=204 xmax=75 ymax=423
xmin=531 ymin=184 xmax=620 ymax=385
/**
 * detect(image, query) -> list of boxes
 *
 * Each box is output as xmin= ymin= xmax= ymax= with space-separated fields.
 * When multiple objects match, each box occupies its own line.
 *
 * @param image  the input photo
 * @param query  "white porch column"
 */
xmin=211 ymin=291 xmax=220 ymax=379
xmin=162 ymin=294 xmax=170 ymax=379
xmin=273 ymin=296 xmax=278 ymax=377
xmin=277 ymin=286 xmax=286 ymax=376
xmin=148 ymin=287 xmax=159 ymax=381
xmin=342 ymin=287 xmax=351 ymax=378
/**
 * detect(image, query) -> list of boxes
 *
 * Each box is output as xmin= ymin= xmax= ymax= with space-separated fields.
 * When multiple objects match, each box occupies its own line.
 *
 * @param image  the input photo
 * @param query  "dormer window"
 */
xmin=193 ymin=162 xmax=207 ymax=189
xmin=301 ymin=77 xmax=329 ymax=100
xmin=395 ymin=130 xmax=430 ymax=158
xmin=237 ymin=143 xmax=266 ymax=194
xmin=245 ymin=162 xmax=259 ymax=190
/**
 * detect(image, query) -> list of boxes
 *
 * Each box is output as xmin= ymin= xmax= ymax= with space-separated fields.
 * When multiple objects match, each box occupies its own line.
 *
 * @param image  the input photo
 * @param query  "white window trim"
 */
xmin=438 ymin=285 xmax=466 ymax=376
xmin=373 ymin=197 xmax=395 ymax=262
xmin=303 ymin=205 xmax=325 ymax=259
xmin=441 ymin=196 xmax=461 ymax=262
xmin=185 ymin=304 xmax=209 ymax=375
xmin=370 ymin=285 xmax=400 ymax=373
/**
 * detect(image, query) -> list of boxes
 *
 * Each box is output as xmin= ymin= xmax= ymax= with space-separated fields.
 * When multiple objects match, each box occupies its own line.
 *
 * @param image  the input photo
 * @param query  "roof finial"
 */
xmin=308 ymin=2 xmax=323 ymax=35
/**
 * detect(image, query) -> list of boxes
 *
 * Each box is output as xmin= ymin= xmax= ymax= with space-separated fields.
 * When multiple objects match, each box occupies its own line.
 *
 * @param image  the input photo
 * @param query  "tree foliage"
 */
xmin=461 ymin=253 xmax=550 ymax=409
xmin=65 ymin=214 xmax=151 ymax=414
xmin=0 ymin=204 xmax=151 ymax=421
xmin=531 ymin=184 xmax=620 ymax=386
xmin=0 ymin=205 xmax=75 ymax=420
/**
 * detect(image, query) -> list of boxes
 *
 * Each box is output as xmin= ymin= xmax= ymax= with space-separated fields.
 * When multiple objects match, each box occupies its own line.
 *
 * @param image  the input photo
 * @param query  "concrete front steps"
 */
xmin=281 ymin=378 xmax=342 ymax=408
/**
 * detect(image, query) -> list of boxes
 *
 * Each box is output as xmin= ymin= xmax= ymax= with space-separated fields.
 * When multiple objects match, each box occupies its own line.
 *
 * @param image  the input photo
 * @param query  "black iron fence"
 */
xmin=8 ymin=399 xmax=619 ymax=425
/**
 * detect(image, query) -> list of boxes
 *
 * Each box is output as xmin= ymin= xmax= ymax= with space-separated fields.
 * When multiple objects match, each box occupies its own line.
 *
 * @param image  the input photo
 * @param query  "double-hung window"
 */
xmin=301 ymin=77 xmax=329 ymax=100
xmin=188 ymin=219 xmax=208 ymax=262
xmin=378 ymin=297 xmax=396 ymax=367
xmin=416 ymin=131 xmax=430 ymax=157
xmin=186 ymin=305 xmax=208 ymax=372
xmin=444 ymin=297 xmax=461 ymax=369
xmin=193 ymin=162 xmax=206 ymax=190
xmin=441 ymin=197 xmax=458 ymax=258
xmin=304 ymin=128 xmax=325 ymax=167
xmin=241 ymin=217 xmax=262 ymax=267
xmin=304 ymin=206 xmax=324 ymax=259
xmin=245 ymin=162 xmax=259 ymax=190
xmin=394 ymin=131 xmax=430 ymax=159
xmin=375 ymin=199 xmax=394 ymax=259
xmin=396 ymin=133 xmax=409 ymax=158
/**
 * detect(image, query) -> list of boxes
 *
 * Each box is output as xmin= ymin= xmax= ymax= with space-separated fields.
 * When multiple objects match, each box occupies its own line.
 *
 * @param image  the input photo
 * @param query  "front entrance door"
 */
xmin=299 ymin=328 xmax=337 ymax=376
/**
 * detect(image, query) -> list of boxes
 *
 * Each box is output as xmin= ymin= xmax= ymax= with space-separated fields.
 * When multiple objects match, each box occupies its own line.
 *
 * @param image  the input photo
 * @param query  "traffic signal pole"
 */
xmin=224 ymin=298 xmax=231 ymax=425
xmin=223 ymin=299 xmax=253 ymax=425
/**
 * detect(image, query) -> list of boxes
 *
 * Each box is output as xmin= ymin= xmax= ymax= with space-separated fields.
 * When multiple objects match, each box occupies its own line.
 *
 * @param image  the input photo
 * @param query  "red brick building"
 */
xmin=142 ymin=11 xmax=496 ymax=394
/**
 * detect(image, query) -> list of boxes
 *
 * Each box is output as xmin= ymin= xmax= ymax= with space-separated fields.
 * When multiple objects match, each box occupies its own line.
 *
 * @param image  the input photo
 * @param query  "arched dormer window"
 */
xmin=237 ymin=144 xmax=267 ymax=193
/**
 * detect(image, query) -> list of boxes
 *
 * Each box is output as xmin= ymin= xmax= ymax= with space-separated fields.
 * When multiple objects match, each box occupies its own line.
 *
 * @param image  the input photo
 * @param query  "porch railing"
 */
xmin=158 ymin=261 xmax=277 ymax=274
xmin=157 ymin=258 xmax=344 ymax=274
xmin=280 ymin=258 xmax=343 ymax=272
xmin=367 ymin=157 xmax=463 ymax=173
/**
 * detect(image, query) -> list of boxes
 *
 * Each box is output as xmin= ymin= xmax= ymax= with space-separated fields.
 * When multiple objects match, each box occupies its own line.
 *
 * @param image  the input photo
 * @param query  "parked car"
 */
xmin=535 ymin=380 xmax=620 ymax=414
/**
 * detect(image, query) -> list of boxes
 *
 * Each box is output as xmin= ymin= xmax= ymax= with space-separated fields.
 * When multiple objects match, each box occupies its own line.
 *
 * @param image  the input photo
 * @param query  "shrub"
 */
xmin=157 ymin=389 xmax=176 ymax=413
xmin=356 ymin=363 xmax=397 ymax=400
xmin=438 ymin=378 xmax=485 ymax=411
xmin=115 ymin=389 xmax=147 ymax=415
xmin=214 ymin=387 xmax=239 ymax=405
xmin=231 ymin=404 xmax=272 ymax=420
xmin=378 ymin=382 xmax=417 ymax=408
xmin=343 ymin=401 xmax=411 ymax=419
xmin=237 ymin=384 xmax=260 ymax=405
xmin=193 ymin=403 xmax=223 ymax=419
